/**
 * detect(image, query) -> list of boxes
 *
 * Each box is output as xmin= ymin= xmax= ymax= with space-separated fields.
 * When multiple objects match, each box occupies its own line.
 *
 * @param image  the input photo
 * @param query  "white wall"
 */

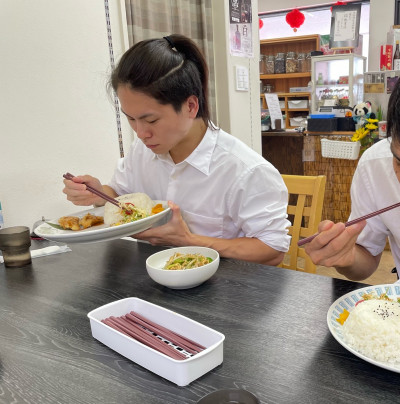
xmin=0 ymin=0 xmax=131 ymax=228
xmin=212 ymin=1 xmax=261 ymax=153
xmin=369 ymin=0 xmax=395 ymax=71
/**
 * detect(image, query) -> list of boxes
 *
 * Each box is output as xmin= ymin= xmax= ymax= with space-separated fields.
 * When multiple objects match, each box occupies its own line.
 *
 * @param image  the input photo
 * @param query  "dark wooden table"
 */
xmin=1 ymin=239 xmax=399 ymax=404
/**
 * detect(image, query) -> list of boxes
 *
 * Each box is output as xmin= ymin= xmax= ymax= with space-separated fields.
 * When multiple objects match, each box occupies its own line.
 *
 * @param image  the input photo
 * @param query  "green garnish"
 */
xmin=45 ymin=222 xmax=64 ymax=230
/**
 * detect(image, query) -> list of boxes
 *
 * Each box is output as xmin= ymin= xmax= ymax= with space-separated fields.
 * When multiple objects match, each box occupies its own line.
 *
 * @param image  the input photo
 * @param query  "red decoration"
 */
xmin=331 ymin=1 xmax=347 ymax=12
xmin=285 ymin=9 xmax=305 ymax=32
xmin=259 ymin=18 xmax=264 ymax=29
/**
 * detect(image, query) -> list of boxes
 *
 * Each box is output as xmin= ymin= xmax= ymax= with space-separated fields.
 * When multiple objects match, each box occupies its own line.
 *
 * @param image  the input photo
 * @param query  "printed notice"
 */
xmin=229 ymin=0 xmax=253 ymax=58
xmin=264 ymin=93 xmax=283 ymax=130
xmin=333 ymin=10 xmax=357 ymax=42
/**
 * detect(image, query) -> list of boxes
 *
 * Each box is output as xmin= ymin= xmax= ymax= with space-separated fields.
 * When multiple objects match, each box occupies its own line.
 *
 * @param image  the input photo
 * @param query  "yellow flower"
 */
xmin=365 ymin=123 xmax=378 ymax=131
xmin=359 ymin=129 xmax=370 ymax=140
xmin=352 ymin=127 xmax=369 ymax=142
xmin=366 ymin=118 xmax=379 ymax=123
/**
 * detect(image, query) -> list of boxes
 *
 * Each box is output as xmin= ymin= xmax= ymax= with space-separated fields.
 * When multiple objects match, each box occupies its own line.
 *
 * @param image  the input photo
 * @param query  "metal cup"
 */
xmin=197 ymin=389 xmax=259 ymax=404
xmin=0 ymin=226 xmax=32 ymax=268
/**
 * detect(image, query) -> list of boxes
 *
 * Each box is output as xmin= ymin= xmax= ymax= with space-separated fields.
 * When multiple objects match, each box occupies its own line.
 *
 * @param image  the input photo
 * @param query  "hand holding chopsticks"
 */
xmin=63 ymin=172 xmax=121 ymax=208
xmin=298 ymin=201 xmax=400 ymax=246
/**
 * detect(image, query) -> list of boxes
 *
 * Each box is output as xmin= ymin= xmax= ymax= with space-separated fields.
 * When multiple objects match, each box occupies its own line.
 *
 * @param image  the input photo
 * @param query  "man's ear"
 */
xmin=185 ymin=95 xmax=199 ymax=118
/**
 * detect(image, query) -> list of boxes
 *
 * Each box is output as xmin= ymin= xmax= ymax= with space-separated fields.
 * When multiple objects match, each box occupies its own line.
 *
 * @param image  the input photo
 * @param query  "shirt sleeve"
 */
xmin=349 ymin=160 xmax=389 ymax=256
xmin=108 ymin=138 xmax=139 ymax=196
xmin=228 ymin=163 xmax=291 ymax=252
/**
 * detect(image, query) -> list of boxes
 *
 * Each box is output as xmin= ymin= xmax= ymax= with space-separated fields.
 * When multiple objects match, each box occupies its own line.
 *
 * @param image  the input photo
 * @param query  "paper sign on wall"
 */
xmin=264 ymin=93 xmax=283 ymax=130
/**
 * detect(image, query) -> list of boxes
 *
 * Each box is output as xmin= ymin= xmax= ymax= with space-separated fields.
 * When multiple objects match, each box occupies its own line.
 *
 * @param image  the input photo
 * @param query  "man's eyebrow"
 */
xmin=390 ymin=142 xmax=400 ymax=161
xmin=120 ymin=109 xmax=154 ymax=120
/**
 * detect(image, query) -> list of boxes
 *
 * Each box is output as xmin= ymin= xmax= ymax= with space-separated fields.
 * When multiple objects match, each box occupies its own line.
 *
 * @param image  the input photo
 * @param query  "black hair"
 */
xmin=386 ymin=78 xmax=400 ymax=144
xmin=110 ymin=34 xmax=212 ymax=128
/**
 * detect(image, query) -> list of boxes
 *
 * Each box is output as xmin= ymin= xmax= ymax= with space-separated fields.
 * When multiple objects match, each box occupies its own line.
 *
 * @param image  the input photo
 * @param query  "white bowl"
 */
xmin=146 ymin=246 xmax=220 ymax=289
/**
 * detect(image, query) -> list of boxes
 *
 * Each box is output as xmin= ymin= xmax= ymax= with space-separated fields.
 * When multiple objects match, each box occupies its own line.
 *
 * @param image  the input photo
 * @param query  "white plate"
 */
xmin=327 ymin=283 xmax=400 ymax=373
xmin=34 ymin=201 xmax=170 ymax=244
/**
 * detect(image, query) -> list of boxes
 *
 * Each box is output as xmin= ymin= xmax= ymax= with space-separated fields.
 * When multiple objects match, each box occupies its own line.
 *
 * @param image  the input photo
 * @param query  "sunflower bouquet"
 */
xmin=351 ymin=117 xmax=379 ymax=154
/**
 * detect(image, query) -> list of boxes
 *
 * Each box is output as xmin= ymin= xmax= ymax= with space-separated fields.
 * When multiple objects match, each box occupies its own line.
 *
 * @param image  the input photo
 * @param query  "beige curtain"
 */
xmin=124 ymin=0 xmax=216 ymax=122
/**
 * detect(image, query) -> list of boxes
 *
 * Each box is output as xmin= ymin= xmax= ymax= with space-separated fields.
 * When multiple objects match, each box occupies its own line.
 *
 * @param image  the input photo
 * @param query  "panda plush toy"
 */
xmin=352 ymin=101 xmax=376 ymax=126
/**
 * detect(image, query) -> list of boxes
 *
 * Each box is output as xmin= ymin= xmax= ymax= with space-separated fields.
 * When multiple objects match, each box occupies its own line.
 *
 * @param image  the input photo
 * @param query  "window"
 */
xmin=259 ymin=2 xmax=370 ymax=60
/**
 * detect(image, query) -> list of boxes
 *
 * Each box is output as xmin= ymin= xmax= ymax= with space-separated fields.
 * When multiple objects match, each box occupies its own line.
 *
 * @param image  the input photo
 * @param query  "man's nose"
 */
xmin=135 ymin=122 xmax=151 ymax=139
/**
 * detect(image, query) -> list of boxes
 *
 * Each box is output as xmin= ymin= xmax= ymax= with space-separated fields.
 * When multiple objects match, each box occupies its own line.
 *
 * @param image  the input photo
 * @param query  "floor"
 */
xmin=315 ymin=249 xmax=398 ymax=285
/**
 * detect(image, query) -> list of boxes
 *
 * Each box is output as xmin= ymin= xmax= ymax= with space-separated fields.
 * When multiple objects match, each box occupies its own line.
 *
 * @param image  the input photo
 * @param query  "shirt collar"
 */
xmin=185 ymin=127 xmax=217 ymax=175
xmin=153 ymin=126 xmax=218 ymax=175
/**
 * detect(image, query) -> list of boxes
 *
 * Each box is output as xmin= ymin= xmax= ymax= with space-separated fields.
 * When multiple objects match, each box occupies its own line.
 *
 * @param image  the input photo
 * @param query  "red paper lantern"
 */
xmin=331 ymin=1 xmax=347 ymax=12
xmin=259 ymin=18 xmax=264 ymax=29
xmin=285 ymin=9 xmax=305 ymax=32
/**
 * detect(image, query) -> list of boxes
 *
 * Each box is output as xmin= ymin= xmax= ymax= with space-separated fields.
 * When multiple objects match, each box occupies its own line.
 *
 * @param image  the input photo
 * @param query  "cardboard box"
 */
xmin=289 ymin=87 xmax=309 ymax=93
xmin=387 ymin=25 xmax=400 ymax=51
xmin=380 ymin=45 xmax=393 ymax=71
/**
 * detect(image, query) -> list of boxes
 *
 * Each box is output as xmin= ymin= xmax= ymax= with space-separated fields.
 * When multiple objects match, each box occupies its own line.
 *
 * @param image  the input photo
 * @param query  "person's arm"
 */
xmin=133 ymin=202 xmax=284 ymax=266
xmin=188 ymin=233 xmax=284 ymax=266
xmin=304 ymin=219 xmax=381 ymax=281
xmin=62 ymin=175 xmax=118 ymax=206
xmin=335 ymin=246 xmax=381 ymax=281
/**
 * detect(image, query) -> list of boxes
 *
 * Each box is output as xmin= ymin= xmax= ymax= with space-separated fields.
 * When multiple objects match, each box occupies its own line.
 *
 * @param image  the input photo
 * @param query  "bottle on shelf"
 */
xmin=265 ymin=55 xmax=275 ymax=74
xmin=305 ymin=52 xmax=312 ymax=72
xmin=286 ymin=51 xmax=298 ymax=73
xmin=394 ymin=40 xmax=400 ymax=70
xmin=297 ymin=53 xmax=306 ymax=73
xmin=274 ymin=52 xmax=285 ymax=74
xmin=259 ymin=55 xmax=266 ymax=74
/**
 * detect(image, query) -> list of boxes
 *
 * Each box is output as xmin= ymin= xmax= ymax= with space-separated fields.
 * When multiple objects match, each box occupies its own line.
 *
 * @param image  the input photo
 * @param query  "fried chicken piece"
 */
xmin=58 ymin=216 xmax=81 ymax=231
xmin=79 ymin=213 xmax=104 ymax=229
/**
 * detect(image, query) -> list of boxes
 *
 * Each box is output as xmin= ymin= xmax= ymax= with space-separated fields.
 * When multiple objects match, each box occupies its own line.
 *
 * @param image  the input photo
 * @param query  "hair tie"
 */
xmin=163 ymin=36 xmax=177 ymax=51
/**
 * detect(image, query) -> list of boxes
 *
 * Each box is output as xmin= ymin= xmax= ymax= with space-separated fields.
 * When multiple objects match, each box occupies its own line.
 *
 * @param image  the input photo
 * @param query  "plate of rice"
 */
xmin=327 ymin=283 xmax=400 ymax=373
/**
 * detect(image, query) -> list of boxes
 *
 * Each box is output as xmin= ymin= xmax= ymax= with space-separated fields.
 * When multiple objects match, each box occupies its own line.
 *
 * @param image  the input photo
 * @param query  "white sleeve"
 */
xmin=228 ymin=164 xmax=291 ymax=252
xmin=108 ymin=138 xmax=139 ymax=196
xmin=349 ymin=162 xmax=389 ymax=256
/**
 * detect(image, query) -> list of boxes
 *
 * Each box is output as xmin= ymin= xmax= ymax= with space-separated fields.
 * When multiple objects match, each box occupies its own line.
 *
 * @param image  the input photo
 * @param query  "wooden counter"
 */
xmin=262 ymin=131 xmax=360 ymax=223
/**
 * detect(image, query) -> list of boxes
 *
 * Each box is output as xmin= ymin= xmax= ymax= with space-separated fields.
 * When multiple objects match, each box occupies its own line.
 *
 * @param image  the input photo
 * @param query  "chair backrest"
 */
xmin=281 ymin=174 xmax=326 ymax=273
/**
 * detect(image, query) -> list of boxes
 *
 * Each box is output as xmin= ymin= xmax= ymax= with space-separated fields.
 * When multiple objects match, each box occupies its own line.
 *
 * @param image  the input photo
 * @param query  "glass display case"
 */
xmin=311 ymin=54 xmax=366 ymax=114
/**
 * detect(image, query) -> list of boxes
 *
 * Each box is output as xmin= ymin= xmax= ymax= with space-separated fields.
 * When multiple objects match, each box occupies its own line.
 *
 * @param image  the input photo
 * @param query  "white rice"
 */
xmin=342 ymin=299 xmax=400 ymax=365
xmin=104 ymin=193 xmax=155 ymax=226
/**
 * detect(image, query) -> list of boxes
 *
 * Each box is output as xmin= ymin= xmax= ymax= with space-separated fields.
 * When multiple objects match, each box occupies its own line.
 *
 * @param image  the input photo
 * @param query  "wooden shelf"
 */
xmin=260 ymin=92 xmax=310 ymax=98
xmin=262 ymin=131 xmax=303 ymax=137
xmin=305 ymin=131 xmax=354 ymax=135
xmin=260 ymin=35 xmax=320 ymax=175
xmin=260 ymin=34 xmax=320 ymax=47
xmin=260 ymin=72 xmax=311 ymax=80
xmin=275 ymin=92 xmax=310 ymax=97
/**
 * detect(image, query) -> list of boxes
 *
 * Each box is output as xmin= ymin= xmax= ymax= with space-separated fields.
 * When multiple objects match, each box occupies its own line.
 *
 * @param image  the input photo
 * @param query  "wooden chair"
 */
xmin=280 ymin=174 xmax=326 ymax=273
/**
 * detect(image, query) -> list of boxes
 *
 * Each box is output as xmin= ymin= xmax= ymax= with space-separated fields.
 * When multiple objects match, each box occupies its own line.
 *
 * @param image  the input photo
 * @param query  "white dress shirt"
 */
xmin=109 ymin=127 xmax=291 ymax=252
xmin=349 ymin=138 xmax=400 ymax=274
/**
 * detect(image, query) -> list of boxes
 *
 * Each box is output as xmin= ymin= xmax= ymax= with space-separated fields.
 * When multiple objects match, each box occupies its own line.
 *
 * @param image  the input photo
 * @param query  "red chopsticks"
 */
xmin=102 ymin=310 xmax=206 ymax=360
xmin=63 ymin=172 xmax=120 ymax=208
xmin=298 ymin=201 xmax=400 ymax=246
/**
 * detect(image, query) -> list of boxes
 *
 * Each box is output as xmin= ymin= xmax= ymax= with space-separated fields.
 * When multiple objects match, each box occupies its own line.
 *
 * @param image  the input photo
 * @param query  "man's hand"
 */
xmin=304 ymin=219 xmax=367 ymax=268
xmin=62 ymin=175 xmax=115 ymax=207
xmin=133 ymin=201 xmax=193 ymax=246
